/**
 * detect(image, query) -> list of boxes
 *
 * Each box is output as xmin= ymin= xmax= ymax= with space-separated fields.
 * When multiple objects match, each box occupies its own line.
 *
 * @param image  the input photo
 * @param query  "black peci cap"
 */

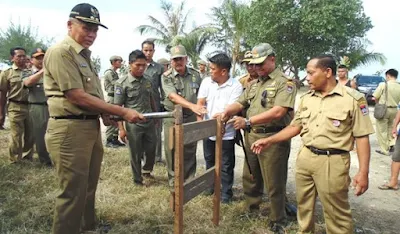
xmin=69 ymin=3 xmax=108 ymax=29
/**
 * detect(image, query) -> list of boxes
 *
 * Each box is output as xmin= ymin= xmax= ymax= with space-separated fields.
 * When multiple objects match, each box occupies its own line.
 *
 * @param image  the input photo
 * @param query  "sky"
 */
xmin=0 ymin=0 xmax=398 ymax=78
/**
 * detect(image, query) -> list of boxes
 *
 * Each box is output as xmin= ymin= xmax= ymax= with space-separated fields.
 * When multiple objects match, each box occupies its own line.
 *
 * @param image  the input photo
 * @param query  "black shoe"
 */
xmin=114 ymin=140 xmax=125 ymax=147
xmin=106 ymin=141 xmax=120 ymax=148
xmin=375 ymin=149 xmax=389 ymax=156
xmin=134 ymin=180 xmax=144 ymax=186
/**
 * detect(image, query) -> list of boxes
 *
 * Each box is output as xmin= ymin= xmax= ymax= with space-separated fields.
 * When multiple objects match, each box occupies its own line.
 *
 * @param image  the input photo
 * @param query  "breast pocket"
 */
xmin=266 ymin=88 xmax=277 ymax=104
xmin=80 ymin=69 xmax=96 ymax=92
xmin=126 ymin=87 xmax=140 ymax=98
xmin=299 ymin=110 xmax=311 ymax=134
xmin=325 ymin=111 xmax=349 ymax=133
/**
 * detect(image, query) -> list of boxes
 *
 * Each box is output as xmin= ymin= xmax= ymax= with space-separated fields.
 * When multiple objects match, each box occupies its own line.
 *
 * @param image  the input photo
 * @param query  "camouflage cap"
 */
xmin=110 ymin=55 xmax=122 ymax=62
xmin=157 ymin=58 xmax=170 ymax=65
xmin=249 ymin=43 xmax=275 ymax=64
xmin=69 ymin=3 xmax=107 ymax=29
xmin=170 ymin=45 xmax=187 ymax=59
xmin=241 ymin=51 xmax=253 ymax=63
xmin=197 ymin=60 xmax=207 ymax=66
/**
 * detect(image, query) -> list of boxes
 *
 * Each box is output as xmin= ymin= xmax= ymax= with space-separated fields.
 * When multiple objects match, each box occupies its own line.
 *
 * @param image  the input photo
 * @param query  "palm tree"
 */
xmin=135 ymin=0 xmax=191 ymax=51
xmin=209 ymin=0 xmax=249 ymax=76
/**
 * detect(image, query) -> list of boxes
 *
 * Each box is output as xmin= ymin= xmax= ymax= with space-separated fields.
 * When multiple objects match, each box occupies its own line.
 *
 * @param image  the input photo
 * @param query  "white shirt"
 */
xmin=197 ymin=76 xmax=243 ymax=140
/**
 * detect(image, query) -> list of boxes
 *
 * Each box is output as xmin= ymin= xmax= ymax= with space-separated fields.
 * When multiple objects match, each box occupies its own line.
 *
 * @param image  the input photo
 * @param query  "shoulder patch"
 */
xmin=344 ymin=86 xmax=364 ymax=101
xmin=300 ymin=89 xmax=313 ymax=98
xmin=115 ymin=75 xmax=128 ymax=85
xmin=163 ymin=68 xmax=173 ymax=77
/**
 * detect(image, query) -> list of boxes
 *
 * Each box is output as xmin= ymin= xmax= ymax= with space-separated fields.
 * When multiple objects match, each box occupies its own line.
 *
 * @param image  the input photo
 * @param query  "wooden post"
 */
xmin=213 ymin=118 xmax=222 ymax=225
xmin=173 ymin=106 xmax=184 ymax=234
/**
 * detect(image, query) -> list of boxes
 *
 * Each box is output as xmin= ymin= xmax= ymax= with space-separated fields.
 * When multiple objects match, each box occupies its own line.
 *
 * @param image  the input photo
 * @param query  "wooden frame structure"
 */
xmin=170 ymin=105 xmax=223 ymax=234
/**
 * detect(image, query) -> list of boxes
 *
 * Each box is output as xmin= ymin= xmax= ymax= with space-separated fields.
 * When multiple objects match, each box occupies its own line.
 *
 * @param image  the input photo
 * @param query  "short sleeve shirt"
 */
xmin=236 ymin=67 xmax=296 ymax=128
xmin=44 ymin=36 xmax=104 ymax=116
xmin=291 ymin=84 xmax=374 ymax=151
xmin=144 ymin=61 xmax=164 ymax=108
xmin=162 ymin=67 xmax=201 ymax=116
xmin=0 ymin=64 xmax=30 ymax=102
xmin=373 ymin=80 xmax=400 ymax=107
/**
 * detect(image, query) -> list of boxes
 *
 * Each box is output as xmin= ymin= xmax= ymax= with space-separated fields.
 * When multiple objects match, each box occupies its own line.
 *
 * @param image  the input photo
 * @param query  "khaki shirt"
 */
xmin=103 ymin=68 xmax=119 ymax=103
xmin=144 ymin=61 xmax=164 ymax=110
xmin=239 ymin=73 xmax=257 ymax=90
xmin=0 ymin=64 xmax=30 ymax=102
xmin=44 ymin=36 xmax=104 ymax=116
xmin=291 ymin=84 xmax=374 ymax=151
xmin=373 ymin=80 xmax=400 ymax=107
xmin=237 ymin=67 xmax=296 ymax=128
xmin=162 ymin=67 xmax=201 ymax=116
xmin=26 ymin=66 xmax=47 ymax=103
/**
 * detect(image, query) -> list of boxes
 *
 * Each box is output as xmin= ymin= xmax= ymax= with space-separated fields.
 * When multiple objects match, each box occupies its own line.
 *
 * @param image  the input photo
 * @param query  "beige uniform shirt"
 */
xmin=162 ymin=67 xmax=201 ymax=116
xmin=103 ymin=67 xmax=119 ymax=103
xmin=44 ymin=36 xmax=104 ymax=116
xmin=291 ymin=84 xmax=374 ymax=151
xmin=237 ymin=67 xmax=296 ymax=128
xmin=0 ymin=64 xmax=30 ymax=102
xmin=373 ymin=80 xmax=400 ymax=107
xmin=239 ymin=73 xmax=257 ymax=90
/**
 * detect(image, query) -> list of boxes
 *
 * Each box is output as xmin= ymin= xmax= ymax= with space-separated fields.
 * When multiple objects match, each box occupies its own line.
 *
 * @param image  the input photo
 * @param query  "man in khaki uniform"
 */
xmin=239 ymin=51 xmax=259 ymax=89
xmin=23 ymin=48 xmax=52 ymax=166
xmin=162 ymin=45 xmax=205 ymax=188
xmin=157 ymin=58 xmax=170 ymax=72
xmin=142 ymin=39 xmax=165 ymax=163
xmin=115 ymin=50 xmax=156 ymax=185
xmin=44 ymin=4 xmax=143 ymax=234
xmin=197 ymin=59 xmax=209 ymax=80
xmin=373 ymin=69 xmax=400 ymax=155
xmin=252 ymin=55 xmax=374 ymax=234
xmin=0 ymin=46 xmax=34 ymax=162
xmin=221 ymin=43 xmax=296 ymax=233
xmin=103 ymin=55 xmax=124 ymax=148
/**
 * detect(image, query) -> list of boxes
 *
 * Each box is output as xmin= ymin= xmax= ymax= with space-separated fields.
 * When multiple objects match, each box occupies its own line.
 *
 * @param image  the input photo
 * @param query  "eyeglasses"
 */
xmin=261 ymin=90 xmax=267 ymax=107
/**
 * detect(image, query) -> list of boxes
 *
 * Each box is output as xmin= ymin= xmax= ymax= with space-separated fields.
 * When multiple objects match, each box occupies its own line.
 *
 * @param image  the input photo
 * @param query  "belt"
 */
xmin=251 ymin=126 xmax=285 ymax=134
xmin=29 ymin=102 xmax=48 ymax=105
xmin=8 ymin=99 xmax=29 ymax=105
xmin=107 ymin=93 xmax=114 ymax=97
xmin=51 ymin=115 xmax=99 ymax=120
xmin=387 ymin=106 xmax=397 ymax=108
xmin=306 ymin=146 xmax=348 ymax=156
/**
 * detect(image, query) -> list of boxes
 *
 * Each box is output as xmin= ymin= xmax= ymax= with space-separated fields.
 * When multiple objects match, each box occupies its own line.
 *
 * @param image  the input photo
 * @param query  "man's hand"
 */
xmin=119 ymin=129 xmax=127 ymax=143
xmin=392 ymin=126 xmax=398 ymax=138
xmin=251 ymin=137 xmax=273 ymax=154
xmin=101 ymin=114 xmax=117 ymax=127
xmin=122 ymin=109 xmax=145 ymax=123
xmin=227 ymin=116 xmax=246 ymax=130
xmin=190 ymin=104 xmax=207 ymax=116
xmin=352 ymin=172 xmax=369 ymax=196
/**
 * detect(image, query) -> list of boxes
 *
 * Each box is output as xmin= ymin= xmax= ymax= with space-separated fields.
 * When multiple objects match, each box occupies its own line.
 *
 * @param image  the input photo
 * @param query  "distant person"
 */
xmin=197 ymin=52 xmax=242 ymax=203
xmin=373 ymin=69 xmax=400 ymax=155
xmin=238 ymin=51 xmax=259 ymax=90
xmin=0 ymin=47 xmax=34 ymax=162
xmin=157 ymin=58 xmax=170 ymax=72
xmin=197 ymin=59 xmax=209 ymax=80
xmin=25 ymin=55 xmax=32 ymax=69
xmin=379 ymin=104 xmax=400 ymax=191
xmin=337 ymin=64 xmax=356 ymax=89
xmin=43 ymin=3 xmax=143 ymax=233
xmin=142 ymin=39 xmax=164 ymax=163
xmin=0 ymin=69 xmax=5 ymax=130
xmin=103 ymin=55 xmax=125 ymax=148
xmin=115 ymin=50 xmax=157 ymax=185
xmin=23 ymin=48 xmax=52 ymax=166
xmin=251 ymin=54 xmax=374 ymax=234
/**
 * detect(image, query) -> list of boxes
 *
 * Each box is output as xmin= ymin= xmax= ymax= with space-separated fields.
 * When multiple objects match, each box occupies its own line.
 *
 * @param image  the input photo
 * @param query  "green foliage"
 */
xmin=91 ymin=56 xmax=101 ymax=74
xmin=0 ymin=20 xmax=53 ymax=64
xmin=246 ymin=0 xmax=379 ymax=77
xmin=209 ymin=0 xmax=250 ymax=76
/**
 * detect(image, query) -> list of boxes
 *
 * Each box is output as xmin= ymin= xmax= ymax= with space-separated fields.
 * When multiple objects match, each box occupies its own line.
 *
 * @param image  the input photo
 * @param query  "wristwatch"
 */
xmin=245 ymin=118 xmax=251 ymax=132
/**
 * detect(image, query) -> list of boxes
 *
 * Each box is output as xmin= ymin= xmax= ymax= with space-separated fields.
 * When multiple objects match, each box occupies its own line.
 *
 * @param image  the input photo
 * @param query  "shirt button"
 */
xmin=316 ymin=124 xmax=319 ymax=127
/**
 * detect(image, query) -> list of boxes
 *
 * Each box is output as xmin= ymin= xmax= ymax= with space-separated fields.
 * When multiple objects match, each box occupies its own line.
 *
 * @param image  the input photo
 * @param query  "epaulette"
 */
xmin=344 ymin=86 xmax=364 ymax=101
xmin=188 ymin=67 xmax=200 ymax=75
xmin=115 ymin=75 xmax=128 ymax=84
xmin=163 ymin=68 xmax=173 ymax=77
xmin=238 ymin=73 xmax=248 ymax=80
xmin=248 ymin=79 xmax=258 ymax=88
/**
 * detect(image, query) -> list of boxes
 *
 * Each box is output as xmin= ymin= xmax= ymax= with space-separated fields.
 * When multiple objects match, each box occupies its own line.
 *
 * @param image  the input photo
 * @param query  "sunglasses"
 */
xmin=261 ymin=90 xmax=267 ymax=107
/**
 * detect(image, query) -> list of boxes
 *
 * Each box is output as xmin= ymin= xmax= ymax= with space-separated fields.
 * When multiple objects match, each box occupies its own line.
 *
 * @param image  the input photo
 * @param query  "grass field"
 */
xmin=0 ymin=124 xmax=331 ymax=234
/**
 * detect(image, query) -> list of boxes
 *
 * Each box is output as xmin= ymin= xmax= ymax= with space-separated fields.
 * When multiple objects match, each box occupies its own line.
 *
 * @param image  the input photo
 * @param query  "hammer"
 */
xmin=109 ymin=105 xmax=182 ymax=122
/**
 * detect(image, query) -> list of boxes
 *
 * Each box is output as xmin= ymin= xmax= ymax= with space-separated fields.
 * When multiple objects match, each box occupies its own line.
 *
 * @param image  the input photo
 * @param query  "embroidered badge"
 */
xmin=115 ymin=87 xmax=122 ymax=95
xmin=286 ymin=81 xmax=294 ymax=93
xmin=332 ymin=120 xmax=341 ymax=127
xmin=79 ymin=63 xmax=87 ymax=68
xmin=360 ymin=104 xmax=368 ymax=116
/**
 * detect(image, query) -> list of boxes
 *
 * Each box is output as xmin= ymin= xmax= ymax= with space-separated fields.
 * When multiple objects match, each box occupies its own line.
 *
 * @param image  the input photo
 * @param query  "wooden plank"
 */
xmin=174 ymin=123 xmax=184 ymax=234
xmin=183 ymin=167 xmax=215 ymax=204
xmin=183 ymin=119 xmax=217 ymax=145
xmin=213 ymin=119 xmax=222 ymax=226
xmin=168 ymin=127 xmax=174 ymax=151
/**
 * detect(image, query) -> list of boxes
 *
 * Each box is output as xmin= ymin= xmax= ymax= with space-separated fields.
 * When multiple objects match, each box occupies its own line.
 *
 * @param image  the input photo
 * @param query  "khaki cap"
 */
xmin=249 ymin=43 xmax=276 ymax=64
xmin=69 ymin=3 xmax=108 ymax=29
xmin=157 ymin=58 xmax=170 ymax=65
xmin=197 ymin=60 xmax=207 ymax=66
xmin=110 ymin=55 xmax=122 ymax=61
xmin=241 ymin=51 xmax=253 ymax=63
xmin=170 ymin=45 xmax=187 ymax=59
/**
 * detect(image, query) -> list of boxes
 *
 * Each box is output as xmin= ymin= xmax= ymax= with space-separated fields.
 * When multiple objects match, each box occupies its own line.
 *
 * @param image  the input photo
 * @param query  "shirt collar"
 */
xmin=259 ymin=67 xmax=281 ymax=82
xmin=11 ymin=64 xmax=21 ymax=70
xmin=211 ymin=77 xmax=233 ymax=87
xmin=311 ymin=83 xmax=344 ymax=97
xmin=172 ymin=67 xmax=191 ymax=77
xmin=65 ymin=35 xmax=87 ymax=55
xmin=128 ymin=72 xmax=142 ymax=83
